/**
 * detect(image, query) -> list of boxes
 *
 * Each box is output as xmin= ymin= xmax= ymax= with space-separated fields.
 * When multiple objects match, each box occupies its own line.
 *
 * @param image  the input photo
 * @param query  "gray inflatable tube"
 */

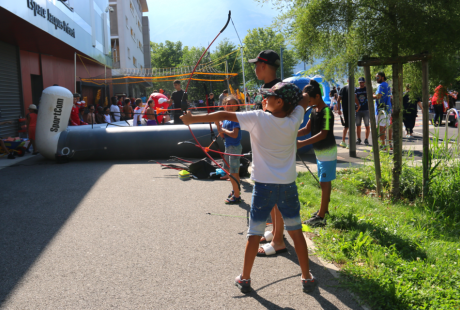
xmin=36 ymin=86 xmax=251 ymax=161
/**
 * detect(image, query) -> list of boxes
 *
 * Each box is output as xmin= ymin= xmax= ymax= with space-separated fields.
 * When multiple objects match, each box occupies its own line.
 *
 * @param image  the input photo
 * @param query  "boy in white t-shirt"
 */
xmin=181 ymin=82 xmax=317 ymax=294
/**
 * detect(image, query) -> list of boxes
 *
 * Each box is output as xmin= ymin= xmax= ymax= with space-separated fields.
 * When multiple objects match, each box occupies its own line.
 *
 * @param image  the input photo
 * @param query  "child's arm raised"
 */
xmin=181 ymin=110 xmax=238 ymax=125
xmin=298 ymin=92 xmax=311 ymax=112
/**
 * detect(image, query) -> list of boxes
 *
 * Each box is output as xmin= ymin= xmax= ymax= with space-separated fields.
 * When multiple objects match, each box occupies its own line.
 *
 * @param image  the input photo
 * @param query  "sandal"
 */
xmin=259 ymin=231 xmax=273 ymax=243
xmin=228 ymin=190 xmax=234 ymax=198
xmin=257 ymin=243 xmax=288 ymax=257
xmin=225 ymin=196 xmax=241 ymax=204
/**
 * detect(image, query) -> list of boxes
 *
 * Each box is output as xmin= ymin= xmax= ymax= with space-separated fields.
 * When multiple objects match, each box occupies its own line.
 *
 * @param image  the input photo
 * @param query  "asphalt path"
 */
xmin=0 ymin=156 xmax=362 ymax=309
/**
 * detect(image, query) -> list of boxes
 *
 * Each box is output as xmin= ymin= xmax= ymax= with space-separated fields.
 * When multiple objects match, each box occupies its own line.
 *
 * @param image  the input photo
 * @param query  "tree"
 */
xmin=242 ymin=27 xmax=297 ymax=88
xmin=210 ymin=38 xmax=241 ymax=96
xmin=150 ymin=40 xmax=183 ymax=68
xmin=266 ymin=0 xmax=460 ymax=199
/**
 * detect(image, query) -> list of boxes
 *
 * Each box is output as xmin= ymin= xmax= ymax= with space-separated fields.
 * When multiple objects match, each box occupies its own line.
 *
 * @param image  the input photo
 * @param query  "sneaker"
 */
xmin=310 ymin=210 xmax=330 ymax=218
xmin=364 ymin=139 xmax=369 ymax=145
xmin=339 ymin=141 xmax=347 ymax=148
xmin=356 ymin=138 xmax=361 ymax=145
xmin=302 ymin=272 xmax=318 ymax=293
xmin=304 ymin=215 xmax=326 ymax=227
xmin=235 ymin=275 xmax=251 ymax=293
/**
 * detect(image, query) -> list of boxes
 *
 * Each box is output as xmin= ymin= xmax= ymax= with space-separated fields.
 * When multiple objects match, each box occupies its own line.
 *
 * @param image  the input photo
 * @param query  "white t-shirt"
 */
xmin=104 ymin=114 xmax=111 ymax=123
xmin=236 ymin=105 xmax=304 ymax=184
xmin=110 ymin=105 xmax=120 ymax=122
xmin=133 ymin=107 xmax=143 ymax=126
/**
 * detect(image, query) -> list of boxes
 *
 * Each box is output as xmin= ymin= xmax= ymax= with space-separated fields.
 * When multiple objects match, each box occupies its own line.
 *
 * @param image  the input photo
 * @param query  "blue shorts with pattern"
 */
xmin=224 ymin=144 xmax=242 ymax=174
xmin=247 ymin=182 xmax=302 ymax=237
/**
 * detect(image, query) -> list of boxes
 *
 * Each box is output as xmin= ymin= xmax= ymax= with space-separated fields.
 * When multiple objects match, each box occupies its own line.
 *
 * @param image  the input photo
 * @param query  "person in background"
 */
xmin=207 ymin=92 xmax=215 ymax=112
xmin=403 ymin=84 xmax=423 ymax=138
xmin=355 ymin=77 xmax=370 ymax=145
xmin=373 ymin=72 xmax=392 ymax=148
xmin=219 ymin=89 xmax=228 ymax=109
xmin=96 ymin=106 xmax=105 ymax=124
xmin=103 ymin=107 xmax=111 ymax=123
xmin=26 ymin=104 xmax=38 ymax=155
xmin=123 ymin=99 xmax=134 ymax=120
xmin=69 ymin=94 xmax=88 ymax=126
xmin=110 ymin=96 xmax=121 ymax=122
xmin=86 ymin=105 xmax=97 ymax=125
xmin=144 ymin=99 xmax=157 ymax=125
xmin=215 ymin=95 xmax=242 ymax=204
xmin=432 ymin=84 xmax=447 ymax=127
xmin=133 ymin=99 xmax=144 ymax=126
xmin=248 ymin=50 xmax=282 ymax=110
xmin=337 ymin=80 xmax=360 ymax=148
xmin=169 ymin=80 xmax=187 ymax=124
xmin=329 ymin=86 xmax=338 ymax=112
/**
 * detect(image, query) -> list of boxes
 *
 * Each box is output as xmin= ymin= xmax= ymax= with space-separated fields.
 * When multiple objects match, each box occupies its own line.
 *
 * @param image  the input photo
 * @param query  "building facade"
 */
xmin=109 ymin=0 xmax=150 ymax=98
xmin=0 ymin=0 xmax=113 ymax=137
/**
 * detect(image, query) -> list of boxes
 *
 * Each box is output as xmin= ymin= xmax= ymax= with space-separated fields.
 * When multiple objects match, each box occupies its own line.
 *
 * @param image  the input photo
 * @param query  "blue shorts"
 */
xmin=247 ymin=182 xmax=302 ymax=237
xmin=316 ymin=159 xmax=337 ymax=182
xmin=224 ymin=144 xmax=242 ymax=174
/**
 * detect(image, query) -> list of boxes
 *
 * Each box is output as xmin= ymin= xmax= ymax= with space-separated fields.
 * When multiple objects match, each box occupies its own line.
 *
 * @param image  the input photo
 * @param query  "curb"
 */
xmin=304 ymin=232 xmax=372 ymax=310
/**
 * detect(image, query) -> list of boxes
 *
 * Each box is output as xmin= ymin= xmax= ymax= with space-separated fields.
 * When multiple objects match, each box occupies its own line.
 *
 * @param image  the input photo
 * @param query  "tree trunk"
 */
xmin=391 ymin=63 xmax=403 ymax=200
xmin=364 ymin=66 xmax=383 ymax=198
xmin=422 ymin=60 xmax=430 ymax=199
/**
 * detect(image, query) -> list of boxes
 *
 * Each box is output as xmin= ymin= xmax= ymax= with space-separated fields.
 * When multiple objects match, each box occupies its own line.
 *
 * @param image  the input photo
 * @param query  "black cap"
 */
xmin=248 ymin=50 xmax=281 ymax=67
xmin=358 ymin=77 xmax=365 ymax=82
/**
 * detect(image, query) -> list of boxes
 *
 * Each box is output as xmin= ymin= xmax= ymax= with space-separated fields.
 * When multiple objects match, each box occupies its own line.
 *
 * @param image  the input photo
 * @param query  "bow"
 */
xmin=181 ymin=11 xmax=240 ymax=191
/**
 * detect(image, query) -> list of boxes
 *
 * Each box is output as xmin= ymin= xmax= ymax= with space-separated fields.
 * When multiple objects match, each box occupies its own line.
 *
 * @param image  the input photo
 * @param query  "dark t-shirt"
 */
xmin=171 ymin=90 xmax=186 ymax=109
xmin=403 ymin=93 xmax=421 ymax=116
xmin=339 ymin=85 xmax=349 ymax=111
xmin=255 ymin=78 xmax=283 ymax=110
xmin=171 ymin=89 xmax=187 ymax=124
xmin=310 ymin=106 xmax=337 ymax=161
xmin=355 ymin=87 xmax=368 ymax=111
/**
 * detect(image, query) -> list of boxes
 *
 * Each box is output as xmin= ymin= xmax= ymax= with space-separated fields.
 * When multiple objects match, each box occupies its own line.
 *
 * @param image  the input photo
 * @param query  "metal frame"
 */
xmin=445 ymin=108 xmax=460 ymax=150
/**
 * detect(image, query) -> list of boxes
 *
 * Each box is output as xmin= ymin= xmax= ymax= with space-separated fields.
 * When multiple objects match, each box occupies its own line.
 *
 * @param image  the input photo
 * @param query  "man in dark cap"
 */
xmin=249 ymin=50 xmax=282 ymax=110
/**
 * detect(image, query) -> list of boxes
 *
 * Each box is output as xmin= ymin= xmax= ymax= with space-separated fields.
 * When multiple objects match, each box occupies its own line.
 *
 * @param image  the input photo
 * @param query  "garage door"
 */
xmin=0 ymin=41 xmax=22 ymax=138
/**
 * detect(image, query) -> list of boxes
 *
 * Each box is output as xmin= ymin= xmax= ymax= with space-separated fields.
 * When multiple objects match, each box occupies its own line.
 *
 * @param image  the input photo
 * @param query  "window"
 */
xmin=133 ymin=57 xmax=137 ymax=67
xmin=131 ymin=28 xmax=133 ymax=37
xmin=125 ymin=16 xmax=128 ymax=29
xmin=127 ymin=47 xmax=130 ymax=59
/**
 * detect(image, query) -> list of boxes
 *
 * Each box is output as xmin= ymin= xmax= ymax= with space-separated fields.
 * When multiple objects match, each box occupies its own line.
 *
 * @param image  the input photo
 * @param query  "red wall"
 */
xmin=19 ymin=51 xmax=113 ymax=115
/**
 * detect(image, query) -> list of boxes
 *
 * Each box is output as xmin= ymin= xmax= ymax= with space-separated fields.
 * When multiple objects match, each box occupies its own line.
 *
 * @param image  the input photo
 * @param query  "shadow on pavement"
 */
xmin=0 ymin=156 xmax=117 ymax=305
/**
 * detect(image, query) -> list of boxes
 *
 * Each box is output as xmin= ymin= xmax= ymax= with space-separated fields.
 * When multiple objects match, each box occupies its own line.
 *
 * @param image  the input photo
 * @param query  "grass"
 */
xmin=296 ymin=134 xmax=460 ymax=309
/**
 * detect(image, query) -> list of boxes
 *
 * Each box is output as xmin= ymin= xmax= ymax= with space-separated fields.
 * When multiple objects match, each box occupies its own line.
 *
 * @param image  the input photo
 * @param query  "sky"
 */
xmin=144 ymin=0 xmax=306 ymax=73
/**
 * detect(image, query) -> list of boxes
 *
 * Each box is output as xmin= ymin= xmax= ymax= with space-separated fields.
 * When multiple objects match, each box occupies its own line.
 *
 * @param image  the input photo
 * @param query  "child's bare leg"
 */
xmin=318 ymin=181 xmax=331 ymax=218
xmin=230 ymin=172 xmax=240 ymax=197
xmin=241 ymin=235 xmax=261 ymax=279
xmin=287 ymin=229 xmax=312 ymax=280
xmin=379 ymin=126 xmax=386 ymax=144
xmin=259 ymin=206 xmax=285 ymax=253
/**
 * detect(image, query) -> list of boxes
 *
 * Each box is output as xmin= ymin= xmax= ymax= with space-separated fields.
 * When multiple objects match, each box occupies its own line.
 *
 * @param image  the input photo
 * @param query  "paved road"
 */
xmin=1 ymin=156 xmax=362 ymax=309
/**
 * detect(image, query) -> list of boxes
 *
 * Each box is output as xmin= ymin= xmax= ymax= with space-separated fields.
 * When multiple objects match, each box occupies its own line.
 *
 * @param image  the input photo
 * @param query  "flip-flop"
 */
xmin=259 ymin=231 xmax=273 ymax=243
xmin=257 ymin=243 xmax=288 ymax=257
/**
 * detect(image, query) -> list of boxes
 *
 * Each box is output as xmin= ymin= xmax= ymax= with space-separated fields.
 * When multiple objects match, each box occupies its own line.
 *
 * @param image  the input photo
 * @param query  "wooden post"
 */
xmin=364 ymin=66 xmax=383 ymax=198
xmin=391 ymin=62 xmax=403 ymax=199
xmin=422 ymin=60 xmax=430 ymax=199
xmin=348 ymin=64 xmax=356 ymax=157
